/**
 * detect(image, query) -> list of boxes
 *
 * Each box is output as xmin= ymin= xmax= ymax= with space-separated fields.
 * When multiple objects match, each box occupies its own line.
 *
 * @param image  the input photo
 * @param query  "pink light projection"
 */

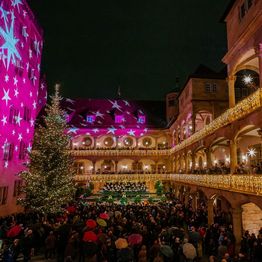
xmin=0 ymin=0 xmax=44 ymax=189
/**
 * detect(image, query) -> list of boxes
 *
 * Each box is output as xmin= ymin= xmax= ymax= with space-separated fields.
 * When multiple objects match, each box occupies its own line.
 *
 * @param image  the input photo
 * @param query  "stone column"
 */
xmin=207 ymin=199 xmax=214 ymax=226
xmin=227 ymin=75 xmax=236 ymax=108
xmin=256 ymin=43 xmax=262 ymax=88
xmin=185 ymin=155 xmax=188 ymax=174
xmin=205 ymin=148 xmax=212 ymax=169
xmin=192 ymin=152 xmax=196 ymax=172
xmin=92 ymin=161 xmax=96 ymax=174
xmin=231 ymin=208 xmax=243 ymax=252
xmin=94 ymin=137 xmax=97 ymax=149
xmin=115 ymin=161 xmax=118 ymax=173
xmin=230 ymin=140 xmax=238 ymax=174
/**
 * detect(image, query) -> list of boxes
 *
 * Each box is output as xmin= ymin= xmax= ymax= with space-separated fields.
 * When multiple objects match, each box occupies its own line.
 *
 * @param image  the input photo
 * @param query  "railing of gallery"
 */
xmin=169 ymin=174 xmax=262 ymax=196
xmin=171 ymin=89 xmax=262 ymax=153
xmin=70 ymin=149 xmax=170 ymax=157
xmin=75 ymin=173 xmax=170 ymax=182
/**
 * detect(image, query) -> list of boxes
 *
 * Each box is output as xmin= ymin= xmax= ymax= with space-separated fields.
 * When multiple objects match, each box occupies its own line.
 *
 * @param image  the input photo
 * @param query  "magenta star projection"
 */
xmin=0 ymin=0 xmax=44 ymax=213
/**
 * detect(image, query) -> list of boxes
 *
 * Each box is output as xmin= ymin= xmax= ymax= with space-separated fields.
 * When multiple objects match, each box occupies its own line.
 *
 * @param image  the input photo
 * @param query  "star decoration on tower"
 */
xmin=109 ymin=100 xmax=122 ymax=111
xmin=0 ymin=6 xmax=9 ymax=24
xmin=0 ymin=11 xmax=21 ymax=69
xmin=22 ymin=26 xmax=28 ymax=41
xmin=13 ymin=76 xmax=18 ymax=86
xmin=18 ymin=133 xmax=23 ymax=141
xmin=27 ymin=144 xmax=32 ymax=153
xmin=34 ymin=36 xmax=41 ymax=57
xmin=11 ymin=0 xmax=23 ymax=13
xmin=2 ymin=88 xmax=11 ymax=106
xmin=92 ymin=128 xmax=99 ymax=133
xmin=1 ymin=115 xmax=7 ymax=126
xmin=107 ymin=126 xmax=117 ymax=134
xmin=67 ymin=127 xmax=79 ymax=134
xmin=127 ymin=129 xmax=136 ymax=136
xmin=123 ymin=100 xmax=130 ymax=106
xmin=93 ymin=110 xmax=104 ymax=119
xmin=15 ymin=111 xmax=22 ymax=126
xmin=14 ymin=88 xmax=19 ymax=97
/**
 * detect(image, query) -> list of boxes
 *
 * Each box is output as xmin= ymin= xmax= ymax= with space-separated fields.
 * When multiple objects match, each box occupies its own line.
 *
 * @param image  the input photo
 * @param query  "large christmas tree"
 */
xmin=19 ymin=85 xmax=76 ymax=214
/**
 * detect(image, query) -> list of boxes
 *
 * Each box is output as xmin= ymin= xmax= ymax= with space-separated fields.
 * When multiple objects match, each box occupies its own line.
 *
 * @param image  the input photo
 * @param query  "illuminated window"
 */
xmin=0 ymin=187 xmax=8 ymax=205
xmin=137 ymin=115 xmax=146 ymax=124
xmin=115 ymin=115 xmax=124 ymax=123
xmin=86 ymin=115 xmax=95 ymax=123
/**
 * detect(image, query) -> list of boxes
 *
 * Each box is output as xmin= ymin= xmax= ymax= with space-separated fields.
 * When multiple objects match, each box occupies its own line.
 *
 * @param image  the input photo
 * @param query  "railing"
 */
xmin=70 ymin=149 xmax=170 ymax=157
xmin=170 ymin=174 xmax=262 ymax=196
xmin=171 ymin=89 xmax=262 ymax=153
xmin=75 ymin=173 xmax=170 ymax=182
xmin=75 ymin=173 xmax=262 ymax=195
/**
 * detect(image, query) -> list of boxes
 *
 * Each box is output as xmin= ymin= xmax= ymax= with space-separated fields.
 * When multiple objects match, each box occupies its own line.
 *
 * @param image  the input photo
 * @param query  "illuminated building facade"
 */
xmin=68 ymin=0 xmax=262 ymax=248
xmin=0 ymin=0 xmax=45 ymax=215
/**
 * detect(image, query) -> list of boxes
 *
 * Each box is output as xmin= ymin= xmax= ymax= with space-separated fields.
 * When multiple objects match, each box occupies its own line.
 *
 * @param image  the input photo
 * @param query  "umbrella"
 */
xmin=66 ymin=206 xmax=76 ymax=213
xmin=128 ymin=234 xmax=143 ymax=245
xmin=86 ymin=219 xmax=97 ymax=229
xmin=183 ymin=243 xmax=197 ymax=260
xmin=160 ymin=245 xmax=174 ymax=258
xmin=99 ymin=213 xmax=109 ymax=220
xmin=115 ymin=238 xmax=128 ymax=249
xmin=96 ymin=218 xmax=107 ymax=227
xmin=7 ymin=225 xmax=22 ymax=238
xmin=83 ymin=231 xmax=98 ymax=242
xmin=115 ymin=211 xmax=122 ymax=217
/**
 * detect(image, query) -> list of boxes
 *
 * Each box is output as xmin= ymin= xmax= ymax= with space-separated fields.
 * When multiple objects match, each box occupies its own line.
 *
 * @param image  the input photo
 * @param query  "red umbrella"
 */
xmin=86 ymin=219 xmax=97 ymax=229
xmin=83 ymin=231 xmax=98 ymax=242
xmin=67 ymin=206 xmax=76 ymax=213
xmin=7 ymin=225 xmax=22 ymax=238
xmin=128 ymin=234 xmax=143 ymax=245
xmin=99 ymin=213 xmax=109 ymax=220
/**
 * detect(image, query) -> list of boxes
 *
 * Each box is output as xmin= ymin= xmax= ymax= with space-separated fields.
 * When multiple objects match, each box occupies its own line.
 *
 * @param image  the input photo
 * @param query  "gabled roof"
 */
xmin=220 ymin=0 xmax=237 ymax=22
xmin=61 ymin=98 xmax=167 ymax=129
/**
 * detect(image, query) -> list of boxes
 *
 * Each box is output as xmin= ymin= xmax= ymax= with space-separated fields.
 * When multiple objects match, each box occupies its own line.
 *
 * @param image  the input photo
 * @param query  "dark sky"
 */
xmin=28 ymin=0 xmax=229 ymax=100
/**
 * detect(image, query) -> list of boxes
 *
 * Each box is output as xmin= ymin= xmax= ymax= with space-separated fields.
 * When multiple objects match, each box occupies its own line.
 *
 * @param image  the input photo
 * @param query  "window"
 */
xmin=23 ymin=107 xmax=31 ymax=122
xmin=86 ymin=115 xmax=95 ymax=123
xmin=13 ymin=180 xmax=22 ymax=197
xmin=239 ymin=0 xmax=253 ymax=21
xmin=205 ymin=83 xmax=217 ymax=93
xmin=137 ymin=115 xmax=146 ymax=124
xmin=74 ymin=162 xmax=84 ymax=175
xmin=19 ymin=141 xmax=26 ymax=160
xmin=3 ymin=143 xmax=14 ymax=161
xmin=0 ymin=187 xmax=8 ymax=205
xmin=115 ymin=115 xmax=124 ymax=123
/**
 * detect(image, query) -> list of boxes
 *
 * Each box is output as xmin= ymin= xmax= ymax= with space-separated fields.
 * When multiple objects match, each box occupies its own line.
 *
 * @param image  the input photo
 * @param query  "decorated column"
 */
xmin=230 ymin=140 xmax=238 ymax=174
xmin=227 ymin=75 xmax=236 ymax=108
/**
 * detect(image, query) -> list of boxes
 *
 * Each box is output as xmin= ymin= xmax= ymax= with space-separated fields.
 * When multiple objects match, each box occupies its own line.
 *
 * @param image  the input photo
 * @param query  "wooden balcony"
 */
xmin=70 ymin=149 xmax=170 ymax=157
xmin=169 ymin=174 xmax=262 ymax=196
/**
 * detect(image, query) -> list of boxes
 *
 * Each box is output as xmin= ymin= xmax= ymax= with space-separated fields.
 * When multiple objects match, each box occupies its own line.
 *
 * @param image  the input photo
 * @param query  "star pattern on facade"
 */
xmin=2 ymin=88 xmax=11 ymax=106
xmin=107 ymin=126 xmax=117 ymax=134
xmin=0 ymin=11 xmax=21 ymax=69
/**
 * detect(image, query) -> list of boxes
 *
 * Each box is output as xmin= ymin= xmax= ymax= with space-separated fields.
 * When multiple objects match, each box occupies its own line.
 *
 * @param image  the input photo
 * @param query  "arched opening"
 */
xmin=234 ymin=69 xmax=259 ymax=103
xmin=242 ymin=202 xmax=262 ymax=235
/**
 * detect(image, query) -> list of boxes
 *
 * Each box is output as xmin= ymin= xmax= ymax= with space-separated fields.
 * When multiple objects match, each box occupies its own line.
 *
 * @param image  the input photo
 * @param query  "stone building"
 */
xmin=0 ymin=0 xmax=45 ymax=216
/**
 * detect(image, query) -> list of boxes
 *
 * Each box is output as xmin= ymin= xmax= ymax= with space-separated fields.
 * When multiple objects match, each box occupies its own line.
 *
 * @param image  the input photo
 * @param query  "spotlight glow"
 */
xmin=243 ymin=75 xmax=253 ymax=84
xmin=247 ymin=148 xmax=256 ymax=157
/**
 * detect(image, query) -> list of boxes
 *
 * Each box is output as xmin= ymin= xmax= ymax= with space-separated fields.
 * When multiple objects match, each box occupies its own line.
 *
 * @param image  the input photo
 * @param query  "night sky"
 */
xmin=28 ymin=0 xmax=229 ymax=100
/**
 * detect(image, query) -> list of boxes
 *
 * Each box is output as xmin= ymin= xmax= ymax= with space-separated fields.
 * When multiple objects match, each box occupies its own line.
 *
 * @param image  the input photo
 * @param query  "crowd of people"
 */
xmin=0 ymin=199 xmax=261 ymax=262
xmin=102 ymin=182 xmax=148 ymax=193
